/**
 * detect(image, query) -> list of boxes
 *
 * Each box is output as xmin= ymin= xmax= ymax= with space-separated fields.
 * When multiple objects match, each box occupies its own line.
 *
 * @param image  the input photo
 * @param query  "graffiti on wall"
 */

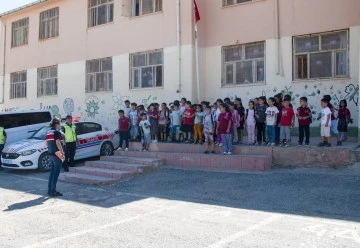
xmin=63 ymin=98 xmax=74 ymax=116
xmin=84 ymin=96 xmax=100 ymax=119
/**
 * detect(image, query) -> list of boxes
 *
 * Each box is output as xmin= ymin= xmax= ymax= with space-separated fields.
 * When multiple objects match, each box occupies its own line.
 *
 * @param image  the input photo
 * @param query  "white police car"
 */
xmin=1 ymin=122 xmax=119 ymax=171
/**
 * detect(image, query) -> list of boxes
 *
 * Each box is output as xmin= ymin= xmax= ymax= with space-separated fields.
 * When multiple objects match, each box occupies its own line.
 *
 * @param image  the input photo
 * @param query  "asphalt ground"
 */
xmin=1 ymin=162 xmax=360 ymax=248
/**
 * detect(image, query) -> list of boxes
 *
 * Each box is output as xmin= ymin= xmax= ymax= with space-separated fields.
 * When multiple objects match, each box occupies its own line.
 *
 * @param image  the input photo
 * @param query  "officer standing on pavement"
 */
xmin=61 ymin=115 xmax=77 ymax=172
xmin=0 ymin=125 xmax=7 ymax=170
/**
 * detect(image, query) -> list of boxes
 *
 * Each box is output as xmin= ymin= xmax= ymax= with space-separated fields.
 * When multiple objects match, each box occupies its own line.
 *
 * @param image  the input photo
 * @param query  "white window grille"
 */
xmin=86 ymin=57 xmax=113 ymax=93
xmin=11 ymin=18 xmax=29 ymax=47
xmin=293 ymin=30 xmax=349 ymax=80
xmin=130 ymin=50 xmax=163 ymax=89
xmin=39 ymin=7 xmax=59 ymax=40
xmin=222 ymin=42 xmax=265 ymax=85
xmin=88 ymin=0 xmax=114 ymax=27
xmin=132 ymin=0 xmax=162 ymax=17
xmin=37 ymin=66 xmax=58 ymax=97
xmin=10 ymin=71 xmax=27 ymax=99
xmin=223 ymin=0 xmax=252 ymax=6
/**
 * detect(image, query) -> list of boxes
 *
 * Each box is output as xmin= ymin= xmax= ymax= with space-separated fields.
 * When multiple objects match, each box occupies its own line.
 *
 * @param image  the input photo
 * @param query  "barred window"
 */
xmin=10 ymin=71 xmax=27 ymax=99
xmin=39 ymin=7 xmax=59 ymax=40
xmin=88 ymin=0 xmax=114 ymax=27
xmin=132 ymin=0 xmax=162 ymax=17
xmin=86 ymin=57 xmax=113 ymax=93
xmin=223 ymin=0 xmax=252 ymax=6
xmin=222 ymin=42 xmax=265 ymax=85
xmin=293 ymin=30 xmax=349 ymax=80
xmin=130 ymin=50 xmax=163 ymax=89
xmin=37 ymin=66 xmax=58 ymax=97
xmin=11 ymin=18 xmax=29 ymax=47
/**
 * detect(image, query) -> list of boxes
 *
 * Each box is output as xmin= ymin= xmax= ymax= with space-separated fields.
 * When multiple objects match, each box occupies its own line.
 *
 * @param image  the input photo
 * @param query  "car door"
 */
xmin=75 ymin=122 xmax=103 ymax=159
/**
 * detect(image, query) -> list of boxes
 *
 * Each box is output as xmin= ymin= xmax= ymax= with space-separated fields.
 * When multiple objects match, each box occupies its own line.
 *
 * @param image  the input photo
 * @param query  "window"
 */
xmin=37 ymin=66 xmax=58 ymax=97
xmin=222 ymin=42 xmax=265 ymax=85
xmin=0 ymin=112 xmax=51 ymax=130
xmin=86 ymin=57 xmax=113 ymax=93
xmin=76 ymin=122 xmax=102 ymax=135
xmin=223 ymin=0 xmax=252 ymax=6
xmin=39 ymin=7 xmax=59 ymax=40
xmin=88 ymin=0 xmax=114 ymax=27
xmin=11 ymin=18 xmax=29 ymax=47
xmin=10 ymin=71 xmax=27 ymax=99
xmin=293 ymin=30 xmax=349 ymax=80
xmin=130 ymin=49 xmax=163 ymax=89
xmin=132 ymin=0 xmax=162 ymax=17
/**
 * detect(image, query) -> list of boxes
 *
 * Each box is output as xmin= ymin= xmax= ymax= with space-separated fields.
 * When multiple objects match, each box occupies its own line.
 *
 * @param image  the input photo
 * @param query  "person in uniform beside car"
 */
xmin=0 ymin=125 xmax=7 ymax=170
xmin=46 ymin=118 xmax=64 ymax=197
xmin=61 ymin=115 xmax=77 ymax=172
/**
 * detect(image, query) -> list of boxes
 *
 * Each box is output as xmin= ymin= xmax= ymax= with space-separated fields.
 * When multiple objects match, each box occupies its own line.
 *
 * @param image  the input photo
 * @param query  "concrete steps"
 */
xmin=59 ymin=156 xmax=163 ymax=185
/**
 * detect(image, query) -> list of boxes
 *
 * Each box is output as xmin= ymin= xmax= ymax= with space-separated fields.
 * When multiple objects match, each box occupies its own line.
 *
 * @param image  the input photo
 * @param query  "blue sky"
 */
xmin=0 ymin=0 xmax=38 ymax=14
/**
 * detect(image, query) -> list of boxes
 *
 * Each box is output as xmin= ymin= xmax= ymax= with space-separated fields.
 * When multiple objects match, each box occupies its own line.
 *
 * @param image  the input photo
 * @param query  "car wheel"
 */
xmin=100 ymin=142 xmax=114 ymax=156
xmin=38 ymin=152 xmax=52 ymax=172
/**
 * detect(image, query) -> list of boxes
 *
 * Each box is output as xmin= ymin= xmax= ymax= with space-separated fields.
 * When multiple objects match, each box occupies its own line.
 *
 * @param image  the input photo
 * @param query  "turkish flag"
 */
xmin=194 ymin=0 xmax=200 ymax=23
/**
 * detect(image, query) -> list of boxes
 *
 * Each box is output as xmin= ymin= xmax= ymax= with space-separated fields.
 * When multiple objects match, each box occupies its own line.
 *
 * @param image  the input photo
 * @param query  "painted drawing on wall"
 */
xmin=51 ymin=105 xmax=61 ymax=118
xmin=85 ymin=96 xmax=100 ymax=119
xmin=63 ymin=98 xmax=74 ymax=116
xmin=112 ymin=94 xmax=130 ymax=110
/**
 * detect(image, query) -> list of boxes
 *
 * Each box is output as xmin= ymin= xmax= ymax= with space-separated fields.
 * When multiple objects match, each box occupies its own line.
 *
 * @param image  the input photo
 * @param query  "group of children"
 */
xmin=117 ymin=94 xmax=352 ymax=154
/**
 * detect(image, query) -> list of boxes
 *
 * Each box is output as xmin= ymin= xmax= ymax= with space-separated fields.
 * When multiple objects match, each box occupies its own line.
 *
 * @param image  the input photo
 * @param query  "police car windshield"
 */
xmin=30 ymin=126 xmax=51 ymax=140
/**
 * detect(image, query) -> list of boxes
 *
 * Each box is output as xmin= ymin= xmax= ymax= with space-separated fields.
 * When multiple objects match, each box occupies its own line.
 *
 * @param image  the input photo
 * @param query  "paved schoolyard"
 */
xmin=1 ymin=163 xmax=360 ymax=248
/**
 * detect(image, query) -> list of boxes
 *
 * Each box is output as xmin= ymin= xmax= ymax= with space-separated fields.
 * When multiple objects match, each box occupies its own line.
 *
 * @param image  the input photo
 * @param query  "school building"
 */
xmin=0 ymin=0 xmax=359 ymax=140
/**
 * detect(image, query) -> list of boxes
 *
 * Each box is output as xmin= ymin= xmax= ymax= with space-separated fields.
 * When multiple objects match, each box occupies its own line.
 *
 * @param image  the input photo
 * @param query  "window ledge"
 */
xmin=130 ymin=11 xmax=163 ymax=19
xmin=11 ymin=44 xmax=29 ymax=49
xmin=87 ymin=21 xmax=114 ymax=30
xmin=39 ymin=35 xmax=59 ymax=42
xmin=130 ymin=86 xmax=164 ymax=91
xmin=9 ymin=97 xmax=27 ymax=100
xmin=292 ymin=77 xmax=351 ymax=83
xmin=85 ymin=91 xmax=113 ymax=95
xmin=222 ymin=0 xmax=265 ymax=9
xmin=221 ymin=83 xmax=265 ymax=88
xmin=37 ymin=95 xmax=58 ymax=98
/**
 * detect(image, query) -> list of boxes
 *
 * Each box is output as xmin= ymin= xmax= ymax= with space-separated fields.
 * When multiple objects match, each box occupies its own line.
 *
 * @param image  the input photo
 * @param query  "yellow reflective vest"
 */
xmin=0 ymin=127 xmax=4 ymax=145
xmin=63 ymin=124 xmax=77 ymax=143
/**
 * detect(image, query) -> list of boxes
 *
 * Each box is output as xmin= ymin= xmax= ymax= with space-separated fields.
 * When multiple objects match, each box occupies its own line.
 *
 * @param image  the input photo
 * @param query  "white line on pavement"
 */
xmin=22 ymin=202 xmax=186 ymax=248
xmin=207 ymin=215 xmax=282 ymax=248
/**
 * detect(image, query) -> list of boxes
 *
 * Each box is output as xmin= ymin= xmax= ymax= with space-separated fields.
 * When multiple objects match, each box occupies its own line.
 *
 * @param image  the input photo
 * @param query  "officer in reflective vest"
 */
xmin=0 ymin=126 xmax=7 ymax=170
xmin=61 ymin=115 xmax=77 ymax=172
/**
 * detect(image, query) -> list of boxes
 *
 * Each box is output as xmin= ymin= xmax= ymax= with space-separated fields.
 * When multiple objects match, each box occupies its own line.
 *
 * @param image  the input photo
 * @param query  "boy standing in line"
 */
xmin=265 ymin=97 xmax=279 ymax=146
xmin=124 ymin=100 xmax=131 ymax=118
xmin=129 ymin=103 xmax=139 ymax=141
xmin=318 ymin=98 xmax=332 ymax=147
xmin=279 ymin=98 xmax=295 ymax=147
xmin=139 ymin=113 xmax=151 ymax=151
xmin=182 ymin=101 xmax=195 ymax=143
xmin=323 ymin=95 xmax=342 ymax=146
xmin=203 ymin=105 xmax=215 ymax=154
xmin=255 ymin=96 xmax=267 ymax=145
xmin=296 ymin=97 xmax=312 ymax=146
xmin=171 ymin=103 xmax=182 ymax=142
xmin=117 ymin=110 xmax=131 ymax=151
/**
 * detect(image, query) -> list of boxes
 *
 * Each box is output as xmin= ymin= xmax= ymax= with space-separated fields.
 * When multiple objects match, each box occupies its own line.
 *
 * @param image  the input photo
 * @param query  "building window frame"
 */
xmin=88 ymin=0 xmax=114 ymax=27
xmin=222 ymin=42 xmax=265 ymax=86
xmin=86 ymin=57 xmax=113 ymax=93
xmin=37 ymin=65 xmax=58 ymax=97
xmin=132 ymin=0 xmax=162 ymax=17
xmin=39 ymin=7 xmax=59 ymax=40
xmin=11 ymin=17 xmax=29 ymax=47
xmin=130 ymin=49 xmax=164 ymax=89
xmin=223 ymin=0 xmax=254 ymax=7
xmin=10 ymin=71 xmax=27 ymax=99
xmin=293 ymin=29 xmax=349 ymax=81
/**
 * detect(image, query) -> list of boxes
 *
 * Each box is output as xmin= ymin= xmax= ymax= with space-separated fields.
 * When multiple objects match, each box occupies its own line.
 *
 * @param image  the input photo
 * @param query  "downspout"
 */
xmin=176 ymin=0 xmax=181 ymax=94
xmin=1 ymin=20 xmax=6 ymax=104
xmin=275 ymin=0 xmax=280 ymax=75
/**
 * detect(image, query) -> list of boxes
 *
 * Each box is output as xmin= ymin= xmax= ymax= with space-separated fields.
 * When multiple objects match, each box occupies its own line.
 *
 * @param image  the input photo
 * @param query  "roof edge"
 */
xmin=0 ymin=0 xmax=53 ymax=18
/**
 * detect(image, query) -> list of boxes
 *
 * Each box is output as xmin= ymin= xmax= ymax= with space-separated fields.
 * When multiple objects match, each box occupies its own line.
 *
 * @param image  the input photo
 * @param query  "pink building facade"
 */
xmin=0 ymin=0 xmax=359 ymax=138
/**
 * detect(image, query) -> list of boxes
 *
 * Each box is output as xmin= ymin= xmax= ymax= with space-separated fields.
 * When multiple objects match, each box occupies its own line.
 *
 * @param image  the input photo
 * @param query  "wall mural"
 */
xmin=84 ymin=96 xmax=100 ymax=119
xmin=63 ymin=98 xmax=74 ymax=116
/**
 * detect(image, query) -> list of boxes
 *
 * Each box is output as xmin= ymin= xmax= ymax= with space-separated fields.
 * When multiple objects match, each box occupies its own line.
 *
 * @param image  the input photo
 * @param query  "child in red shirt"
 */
xmin=296 ymin=97 xmax=312 ymax=146
xmin=117 ymin=110 xmax=131 ymax=151
xmin=182 ymin=101 xmax=195 ymax=143
xmin=216 ymin=103 xmax=233 ymax=155
xmin=337 ymin=99 xmax=351 ymax=142
xmin=280 ymin=98 xmax=295 ymax=147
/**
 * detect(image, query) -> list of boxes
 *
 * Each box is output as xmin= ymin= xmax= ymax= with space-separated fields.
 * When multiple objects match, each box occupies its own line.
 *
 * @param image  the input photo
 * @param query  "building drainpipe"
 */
xmin=275 ymin=0 xmax=280 ymax=75
xmin=176 ymin=0 xmax=181 ymax=95
xmin=1 ymin=20 xmax=6 ymax=104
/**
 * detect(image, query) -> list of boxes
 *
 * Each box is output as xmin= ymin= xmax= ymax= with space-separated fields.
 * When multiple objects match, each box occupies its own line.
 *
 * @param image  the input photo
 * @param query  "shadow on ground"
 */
xmin=1 ymin=160 xmax=360 ymax=224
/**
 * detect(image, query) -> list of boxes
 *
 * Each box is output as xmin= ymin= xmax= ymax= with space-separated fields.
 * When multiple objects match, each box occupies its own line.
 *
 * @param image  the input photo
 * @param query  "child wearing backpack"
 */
xmin=246 ymin=101 xmax=256 ymax=145
xmin=203 ymin=105 xmax=215 ymax=154
xmin=296 ymin=97 xmax=312 ymax=146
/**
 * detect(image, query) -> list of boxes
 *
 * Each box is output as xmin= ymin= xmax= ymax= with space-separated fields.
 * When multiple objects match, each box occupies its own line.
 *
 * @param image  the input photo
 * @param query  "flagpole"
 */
xmin=194 ymin=19 xmax=201 ymax=103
